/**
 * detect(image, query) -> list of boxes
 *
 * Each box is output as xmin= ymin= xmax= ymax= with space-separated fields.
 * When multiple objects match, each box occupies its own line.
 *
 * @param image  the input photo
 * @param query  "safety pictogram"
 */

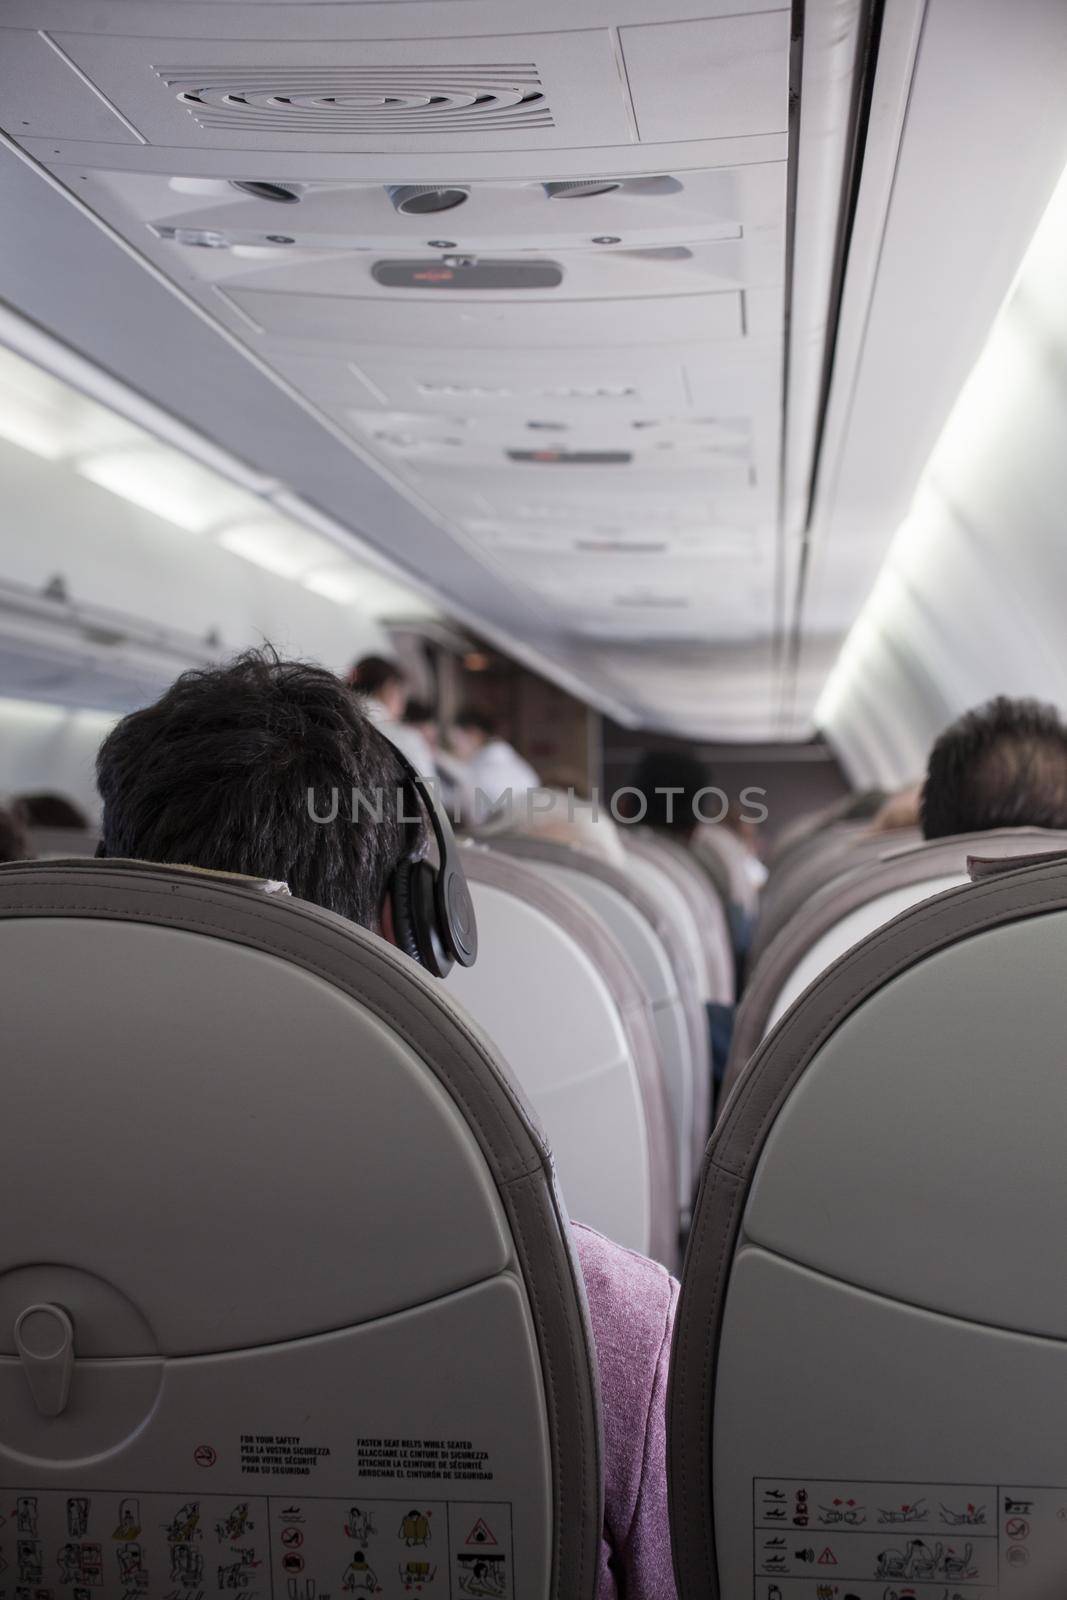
xmin=193 ymin=1445 xmax=217 ymax=1468
xmin=464 ymin=1518 xmax=498 ymax=1547
xmin=817 ymin=1548 xmax=838 ymax=1566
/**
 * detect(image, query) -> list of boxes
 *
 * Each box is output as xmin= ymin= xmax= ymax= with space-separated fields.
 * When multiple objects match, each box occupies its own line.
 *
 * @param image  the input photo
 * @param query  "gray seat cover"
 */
xmin=0 ymin=858 xmax=602 ymax=1600
xmin=451 ymin=846 xmax=678 ymax=1269
xmin=490 ymin=834 xmax=708 ymax=1210
xmin=691 ymin=825 xmax=759 ymax=920
xmin=669 ymin=852 xmax=1067 ymax=1600
xmin=26 ymin=825 xmax=100 ymax=859
xmin=750 ymin=822 xmax=912 ymax=965
xmin=724 ymin=827 xmax=1067 ymax=1102
xmin=627 ymin=831 xmax=735 ymax=1006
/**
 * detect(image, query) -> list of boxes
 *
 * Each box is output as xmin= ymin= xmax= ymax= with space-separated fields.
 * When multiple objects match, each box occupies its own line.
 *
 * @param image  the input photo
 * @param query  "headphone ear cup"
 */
xmin=390 ymin=859 xmax=423 ymax=967
xmin=390 ymin=858 xmax=453 ymax=979
xmin=411 ymin=859 xmax=452 ymax=979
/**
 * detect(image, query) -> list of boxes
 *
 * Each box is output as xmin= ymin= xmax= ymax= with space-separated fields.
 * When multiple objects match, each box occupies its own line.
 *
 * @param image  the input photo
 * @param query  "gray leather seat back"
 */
xmin=669 ymin=853 xmax=1067 ymax=1600
xmin=491 ymin=834 xmax=704 ymax=1212
xmin=0 ymin=859 xmax=602 ymax=1600
xmin=450 ymin=847 xmax=678 ymax=1269
xmin=26 ymin=825 xmax=100 ymax=859
xmin=724 ymin=827 xmax=1067 ymax=1102
xmin=691 ymin=825 xmax=760 ymax=920
xmin=615 ymin=851 xmax=713 ymax=1143
xmin=751 ymin=822 xmax=913 ymax=964
xmin=627 ymin=831 xmax=735 ymax=1005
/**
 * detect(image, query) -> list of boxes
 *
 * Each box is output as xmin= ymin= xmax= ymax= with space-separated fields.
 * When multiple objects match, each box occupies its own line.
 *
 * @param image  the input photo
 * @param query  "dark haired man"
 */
xmin=99 ymin=649 xmax=409 ymax=929
xmin=95 ymin=648 xmax=678 ymax=1600
xmin=921 ymin=695 xmax=1067 ymax=839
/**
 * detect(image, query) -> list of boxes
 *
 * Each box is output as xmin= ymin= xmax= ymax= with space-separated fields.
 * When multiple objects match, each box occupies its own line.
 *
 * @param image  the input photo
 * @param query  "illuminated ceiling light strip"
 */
xmin=0 ymin=308 xmax=435 ymax=618
xmin=815 ymin=157 xmax=1067 ymax=733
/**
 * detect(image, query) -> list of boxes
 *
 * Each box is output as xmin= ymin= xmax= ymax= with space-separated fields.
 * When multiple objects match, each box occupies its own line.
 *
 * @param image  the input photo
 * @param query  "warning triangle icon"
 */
xmin=817 ymin=1549 xmax=838 ymax=1566
xmin=464 ymin=1519 xmax=497 ymax=1547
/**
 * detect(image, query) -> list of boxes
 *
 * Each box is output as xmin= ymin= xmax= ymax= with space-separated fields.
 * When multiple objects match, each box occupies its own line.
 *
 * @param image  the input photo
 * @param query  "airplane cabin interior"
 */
xmin=2 ymin=3 xmax=1067 ymax=1598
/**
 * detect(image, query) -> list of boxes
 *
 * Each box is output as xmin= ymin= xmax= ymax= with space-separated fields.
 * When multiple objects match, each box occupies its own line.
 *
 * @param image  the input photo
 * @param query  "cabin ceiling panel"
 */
xmin=0 ymin=0 xmax=811 ymax=738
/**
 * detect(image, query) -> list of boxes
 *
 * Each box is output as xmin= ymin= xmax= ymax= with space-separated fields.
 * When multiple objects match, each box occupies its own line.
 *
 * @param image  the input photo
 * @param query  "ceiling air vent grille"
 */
xmin=155 ymin=65 xmax=553 ymax=132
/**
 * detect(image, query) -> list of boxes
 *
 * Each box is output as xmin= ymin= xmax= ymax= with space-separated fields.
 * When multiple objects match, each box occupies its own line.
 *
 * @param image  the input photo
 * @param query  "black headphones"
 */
xmin=386 ymin=742 xmax=479 ymax=979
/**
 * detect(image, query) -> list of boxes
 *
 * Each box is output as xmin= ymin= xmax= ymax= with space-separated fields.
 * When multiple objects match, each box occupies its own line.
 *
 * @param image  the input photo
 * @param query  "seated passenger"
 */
xmin=95 ymin=648 xmax=677 ymax=1600
xmin=449 ymin=708 xmax=541 ymax=825
xmin=0 ymin=804 xmax=31 ymax=864
xmin=347 ymin=654 xmax=435 ymax=777
xmin=921 ymin=695 xmax=1067 ymax=838
xmin=13 ymin=790 xmax=89 ymax=830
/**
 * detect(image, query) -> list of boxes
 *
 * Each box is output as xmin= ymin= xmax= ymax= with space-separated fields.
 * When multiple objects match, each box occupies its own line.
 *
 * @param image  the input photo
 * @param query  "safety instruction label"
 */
xmin=753 ymin=1479 xmax=1067 ymax=1598
xmin=0 ymin=1489 xmax=512 ymax=1599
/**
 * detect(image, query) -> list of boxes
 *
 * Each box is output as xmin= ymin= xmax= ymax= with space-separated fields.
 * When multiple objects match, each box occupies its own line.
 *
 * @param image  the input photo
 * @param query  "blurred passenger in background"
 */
xmin=13 ymin=791 xmax=89 ymax=830
xmin=628 ymin=748 xmax=711 ymax=841
xmin=450 ymin=707 xmax=540 ymax=825
xmin=922 ymin=695 xmax=1067 ymax=838
xmin=0 ymin=804 xmax=32 ymax=864
xmin=401 ymin=698 xmax=438 ymax=752
xmin=348 ymin=654 xmax=435 ymax=776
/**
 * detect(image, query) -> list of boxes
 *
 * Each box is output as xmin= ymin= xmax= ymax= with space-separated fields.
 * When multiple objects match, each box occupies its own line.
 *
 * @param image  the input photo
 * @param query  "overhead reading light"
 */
xmin=543 ymin=179 xmax=622 ymax=200
xmin=230 ymin=180 xmax=301 ymax=204
xmin=387 ymin=185 xmax=470 ymax=216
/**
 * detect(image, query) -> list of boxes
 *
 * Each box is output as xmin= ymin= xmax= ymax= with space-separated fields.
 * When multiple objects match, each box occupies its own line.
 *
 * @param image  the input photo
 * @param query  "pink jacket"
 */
xmin=571 ymin=1223 xmax=681 ymax=1600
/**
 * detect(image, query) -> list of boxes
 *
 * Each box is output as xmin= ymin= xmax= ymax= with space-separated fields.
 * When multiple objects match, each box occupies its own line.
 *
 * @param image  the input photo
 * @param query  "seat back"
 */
xmin=0 ymin=859 xmax=601 ymax=1600
xmin=627 ymin=831 xmax=735 ymax=1005
xmin=491 ymin=835 xmax=704 ymax=1212
xmin=613 ymin=850 xmax=713 ymax=1118
xmin=751 ymin=822 xmax=914 ymax=964
xmin=450 ymin=847 xmax=678 ymax=1268
xmin=26 ymin=825 xmax=100 ymax=859
xmin=669 ymin=852 xmax=1067 ymax=1600
xmin=691 ymin=824 xmax=760 ymax=920
xmin=724 ymin=827 xmax=1067 ymax=1100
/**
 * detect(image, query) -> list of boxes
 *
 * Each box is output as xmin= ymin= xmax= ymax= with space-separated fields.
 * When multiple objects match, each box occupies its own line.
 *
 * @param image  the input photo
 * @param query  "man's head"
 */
xmin=96 ymin=648 xmax=413 ymax=928
xmin=403 ymin=698 xmax=438 ymax=749
xmin=348 ymin=654 xmax=409 ymax=720
xmin=628 ymin=748 xmax=716 ymax=840
xmin=12 ymin=791 xmax=89 ymax=830
xmin=451 ymin=707 xmax=496 ymax=762
xmin=921 ymin=695 xmax=1067 ymax=839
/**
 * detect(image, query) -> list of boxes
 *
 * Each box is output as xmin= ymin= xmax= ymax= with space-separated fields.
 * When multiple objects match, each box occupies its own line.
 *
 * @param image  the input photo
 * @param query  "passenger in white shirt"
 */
xmin=450 ymin=708 xmax=541 ymax=826
xmin=347 ymin=655 xmax=436 ymax=778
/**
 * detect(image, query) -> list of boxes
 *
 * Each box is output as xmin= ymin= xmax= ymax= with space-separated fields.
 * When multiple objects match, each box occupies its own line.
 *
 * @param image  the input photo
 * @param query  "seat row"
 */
xmin=4 ymin=846 xmax=1065 ymax=1597
xmin=20 ymin=818 xmax=736 ymax=1271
